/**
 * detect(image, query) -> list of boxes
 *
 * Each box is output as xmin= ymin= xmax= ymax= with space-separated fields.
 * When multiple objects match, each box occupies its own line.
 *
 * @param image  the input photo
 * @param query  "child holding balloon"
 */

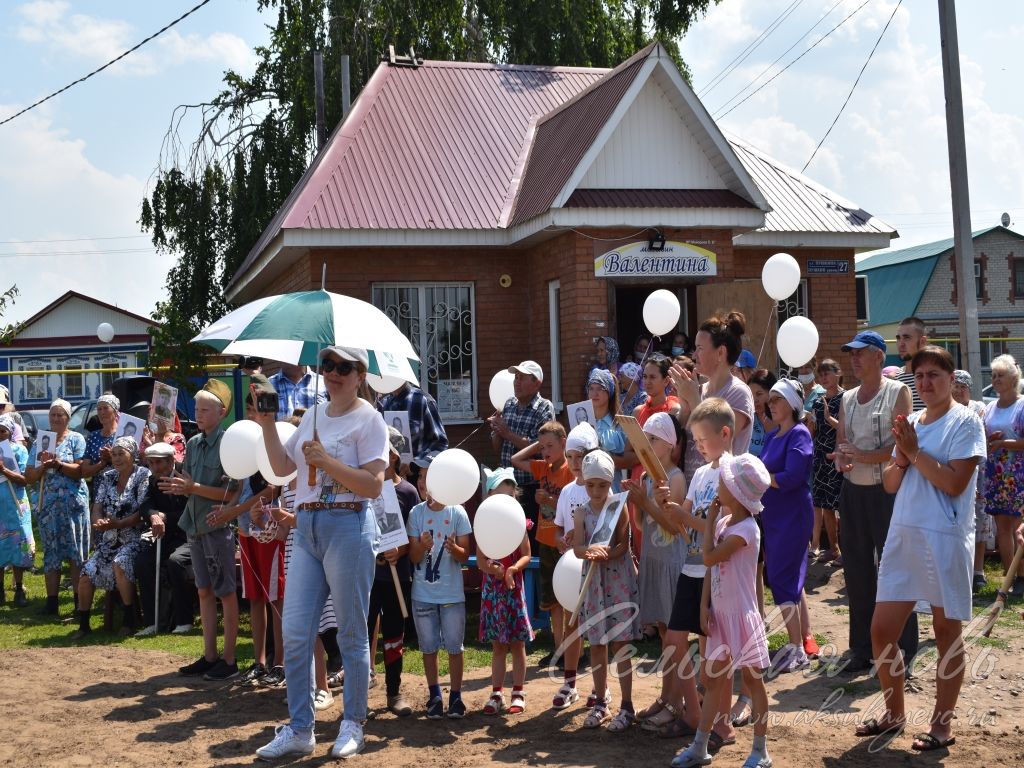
xmin=573 ymin=450 xmax=640 ymax=732
xmin=407 ymin=454 xmax=472 ymax=719
xmin=477 ymin=468 xmax=534 ymax=715
xmin=551 ymin=422 xmax=600 ymax=709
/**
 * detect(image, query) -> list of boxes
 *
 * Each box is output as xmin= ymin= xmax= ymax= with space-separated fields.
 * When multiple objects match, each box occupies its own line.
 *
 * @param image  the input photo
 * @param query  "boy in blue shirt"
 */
xmin=407 ymin=453 xmax=472 ymax=719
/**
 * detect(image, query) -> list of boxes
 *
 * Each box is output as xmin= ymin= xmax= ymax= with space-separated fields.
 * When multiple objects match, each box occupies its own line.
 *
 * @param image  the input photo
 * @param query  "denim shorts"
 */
xmin=412 ymin=600 xmax=465 ymax=655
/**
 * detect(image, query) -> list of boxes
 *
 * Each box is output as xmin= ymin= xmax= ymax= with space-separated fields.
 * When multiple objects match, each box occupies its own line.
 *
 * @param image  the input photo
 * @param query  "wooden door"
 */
xmin=695 ymin=280 xmax=778 ymax=371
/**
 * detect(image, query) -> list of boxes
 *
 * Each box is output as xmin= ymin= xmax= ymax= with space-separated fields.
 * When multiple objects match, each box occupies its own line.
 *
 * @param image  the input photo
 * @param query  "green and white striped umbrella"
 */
xmin=192 ymin=290 xmax=419 ymax=382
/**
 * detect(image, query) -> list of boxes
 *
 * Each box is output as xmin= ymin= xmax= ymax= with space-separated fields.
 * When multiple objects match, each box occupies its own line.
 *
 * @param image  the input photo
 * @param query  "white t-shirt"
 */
xmin=892 ymin=404 xmax=986 ymax=534
xmin=285 ymin=399 xmax=389 ymax=508
xmin=682 ymin=462 xmax=720 ymax=578
xmin=554 ymin=482 xmax=589 ymax=532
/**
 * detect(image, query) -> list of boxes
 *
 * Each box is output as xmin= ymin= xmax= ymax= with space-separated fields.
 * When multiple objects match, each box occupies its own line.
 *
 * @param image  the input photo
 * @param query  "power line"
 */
xmin=697 ymin=0 xmax=805 ymax=97
xmin=714 ymin=0 xmax=874 ymax=121
xmin=802 ymin=1 xmax=902 ymax=173
xmin=0 ymin=234 xmax=150 ymax=245
xmin=0 ymin=247 xmax=157 ymax=259
xmin=0 ymin=0 xmax=215 ymax=128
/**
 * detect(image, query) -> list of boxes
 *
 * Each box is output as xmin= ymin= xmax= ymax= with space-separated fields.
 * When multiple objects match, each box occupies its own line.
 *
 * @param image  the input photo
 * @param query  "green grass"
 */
xmin=766 ymin=631 xmax=829 ymax=653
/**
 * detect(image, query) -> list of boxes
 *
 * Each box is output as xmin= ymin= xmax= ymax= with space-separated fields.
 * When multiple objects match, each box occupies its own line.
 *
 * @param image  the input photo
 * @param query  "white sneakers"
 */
xmin=255 ymin=725 xmax=315 ymax=760
xmin=314 ymin=688 xmax=335 ymax=711
xmin=134 ymin=625 xmax=157 ymax=638
xmin=171 ymin=623 xmax=193 ymax=634
xmin=331 ymin=721 xmax=365 ymax=760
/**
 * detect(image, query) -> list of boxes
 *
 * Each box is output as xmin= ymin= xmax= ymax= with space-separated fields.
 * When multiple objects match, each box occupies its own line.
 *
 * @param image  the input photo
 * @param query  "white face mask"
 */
xmin=797 ymin=372 xmax=816 ymax=385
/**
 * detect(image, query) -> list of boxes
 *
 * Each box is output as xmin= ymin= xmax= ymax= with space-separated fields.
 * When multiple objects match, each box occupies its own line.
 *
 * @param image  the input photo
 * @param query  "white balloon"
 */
xmin=219 ymin=420 xmax=263 ymax=480
xmin=425 ymin=448 xmax=480 ymax=506
xmin=257 ymin=422 xmax=299 ymax=485
xmin=97 ymin=322 xmax=115 ymax=343
xmin=761 ymin=253 xmax=801 ymax=301
xmin=473 ymin=493 xmax=527 ymax=560
xmin=777 ymin=316 xmax=820 ymax=368
xmin=642 ymin=289 xmax=681 ymax=337
xmin=488 ymin=369 xmax=516 ymax=412
xmin=553 ymin=550 xmax=585 ymax=612
xmin=365 ymin=372 xmax=406 ymax=394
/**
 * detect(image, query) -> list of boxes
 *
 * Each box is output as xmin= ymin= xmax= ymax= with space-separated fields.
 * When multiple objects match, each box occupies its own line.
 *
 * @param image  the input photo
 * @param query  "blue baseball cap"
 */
xmin=841 ymin=331 xmax=886 ymax=353
xmin=736 ymin=349 xmax=757 ymax=369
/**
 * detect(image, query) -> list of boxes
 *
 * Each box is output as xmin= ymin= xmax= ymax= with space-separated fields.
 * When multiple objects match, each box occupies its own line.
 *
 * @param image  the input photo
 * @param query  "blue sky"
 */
xmin=1 ymin=0 xmax=1022 ymax=323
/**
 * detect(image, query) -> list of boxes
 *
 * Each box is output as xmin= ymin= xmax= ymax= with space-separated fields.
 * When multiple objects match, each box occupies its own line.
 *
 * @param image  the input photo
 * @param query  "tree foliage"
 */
xmin=0 ymin=285 xmax=24 ymax=346
xmin=143 ymin=0 xmax=720 ymax=382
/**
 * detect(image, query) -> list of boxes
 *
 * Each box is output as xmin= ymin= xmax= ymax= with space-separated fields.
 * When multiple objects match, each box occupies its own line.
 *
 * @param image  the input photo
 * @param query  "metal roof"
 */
xmin=854 ymin=225 xmax=1023 ymax=270
xmin=229 ymin=52 xmax=896 ymax=294
xmin=729 ymin=139 xmax=896 ymax=238
xmin=862 ymin=256 xmax=940 ymax=327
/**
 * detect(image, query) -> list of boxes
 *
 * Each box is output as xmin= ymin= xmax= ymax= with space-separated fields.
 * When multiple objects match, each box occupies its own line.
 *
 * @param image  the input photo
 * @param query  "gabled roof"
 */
xmin=17 ymin=291 xmax=155 ymax=334
xmin=855 ymin=225 xmax=1024 ymax=326
xmin=854 ymin=225 xmax=1023 ymax=270
xmin=228 ymin=48 xmax=894 ymax=297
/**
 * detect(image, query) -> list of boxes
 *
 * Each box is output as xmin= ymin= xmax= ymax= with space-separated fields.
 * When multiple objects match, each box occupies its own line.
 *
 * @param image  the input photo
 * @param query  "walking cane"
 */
xmin=980 ymin=544 xmax=1024 ymax=637
xmin=153 ymin=534 xmax=162 ymax=635
xmin=390 ymin=563 xmax=409 ymax=619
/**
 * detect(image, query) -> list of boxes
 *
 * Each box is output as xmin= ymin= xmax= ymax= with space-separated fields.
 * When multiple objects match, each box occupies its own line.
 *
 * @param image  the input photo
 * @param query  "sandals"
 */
xmin=637 ymin=696 xmax=667 ymax=720
xmin=483 ymin=691 xmax=505 ymax=715
xmin=507 ymin=692 xmax=526 ymax=715
xmin=730 ymin=694 xmax=752 ymax=727
xmin=855 ymin=717 xmax=905 ymax=738
xmin=912 ymin=733 xmax=955 ymax=751
xmin=607 ymin=708 xmax=635 ymax=733
xmin=707 ymin=731 xmax=736 ymax=752
xmin=586 ymin=688 xmax=611 ymax=708
xmin=552 ymin=684 xmax=579 ymax=710
xmin=657 ymin=716 xmax=696 ymax=739
xmin=670 ymin=748 xmax=712 ymax=768
xmin=583 ymin=699 xmax=611 ymax=728
xmin=640 ymin=705 xmax=677 ymax=731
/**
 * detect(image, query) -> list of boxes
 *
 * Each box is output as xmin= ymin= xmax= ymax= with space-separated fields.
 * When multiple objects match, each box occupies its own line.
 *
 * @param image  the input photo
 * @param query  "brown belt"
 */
xmin=297 ymin=501 xmax=364 ymax=512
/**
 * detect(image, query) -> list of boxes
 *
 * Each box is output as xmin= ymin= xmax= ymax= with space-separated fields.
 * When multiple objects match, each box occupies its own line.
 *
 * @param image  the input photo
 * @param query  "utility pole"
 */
xmin=938 ymin=0 xmax=982 ymax=396
xmin=314 ymin=50 xmax=327 ymax=150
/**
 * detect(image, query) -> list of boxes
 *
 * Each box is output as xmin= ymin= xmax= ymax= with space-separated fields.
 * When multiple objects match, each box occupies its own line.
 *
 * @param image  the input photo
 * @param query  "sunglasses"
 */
xmin=319 ymin=358 xmax=357 ymax=375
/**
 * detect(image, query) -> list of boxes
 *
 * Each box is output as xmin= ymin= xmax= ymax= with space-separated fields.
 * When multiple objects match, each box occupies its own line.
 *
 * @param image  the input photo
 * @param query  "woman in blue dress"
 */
xmin=80 ymin=393 xmax=121 ymax=484
xmin=587 ymin=369 xmax=629 ymax=490
xmin=0 ymin=414 xmax=34 ymax=607
xmin=24 ymin=399 xmax=90 ymax=616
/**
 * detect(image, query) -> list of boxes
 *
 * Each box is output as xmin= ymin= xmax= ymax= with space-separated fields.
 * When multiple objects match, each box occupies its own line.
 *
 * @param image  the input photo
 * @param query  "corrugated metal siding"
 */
xmin=579 ymin=77 xmax=727 ymax=190
xmin=566 ymin=189 xmax=755 ymax=208
xmin=505 ymin=55 xmax=648 ymax=227
xmin=863 ymin=257 xmax=938 ymax=325
xmin=731 ymin=141 xmax=894 ymax=236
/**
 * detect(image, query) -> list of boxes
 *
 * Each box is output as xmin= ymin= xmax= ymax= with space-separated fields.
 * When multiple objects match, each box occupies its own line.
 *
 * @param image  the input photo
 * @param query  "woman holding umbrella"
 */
xmin=254 ymin=345 xmax=389 ymax=761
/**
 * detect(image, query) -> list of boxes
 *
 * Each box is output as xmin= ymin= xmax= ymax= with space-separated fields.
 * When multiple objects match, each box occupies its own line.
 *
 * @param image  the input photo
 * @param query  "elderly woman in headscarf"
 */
xmin=24 ymin=398 xmax=91 ymax=616
xmin=587 ymin=336 xmax=621 ymax=385
xmin=80 ymin=392 xmax=121 ymax=481
xmin=0 ymin=413 xmax=34 ymax=607
xmin=71 ymin=435 xmax=150 ymax=639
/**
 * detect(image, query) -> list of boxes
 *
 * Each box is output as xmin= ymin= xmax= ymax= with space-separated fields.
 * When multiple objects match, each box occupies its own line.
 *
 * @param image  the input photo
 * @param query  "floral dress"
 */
xmin=578 ymin=500 xmax=641 ymax=645
xmin=983 ymin=398 xmax=1024 ymax=517
xmin=478 ymin=551 xmax=534 ymax=644
xmin=0 ymin=441 xmax=34 ymax=569
xmin=84 ymin=429 xmax=116 ymax=465
xmin=31 ymin=432 xmax=90 ymax=571
xmin=81 ymin=465 xmax=150 ymax=590
xmin=811 ymin=389 xmax=845 ymax=509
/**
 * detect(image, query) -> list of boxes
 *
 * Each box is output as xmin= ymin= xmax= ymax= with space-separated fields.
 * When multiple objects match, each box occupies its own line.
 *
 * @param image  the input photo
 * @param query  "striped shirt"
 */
xmin=896 ymin=370 xmax=925 ymax=412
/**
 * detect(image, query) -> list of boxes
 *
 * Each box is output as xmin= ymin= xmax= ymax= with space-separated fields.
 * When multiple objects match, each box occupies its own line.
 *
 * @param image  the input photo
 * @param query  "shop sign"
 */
xmin=594 ymin=241 xmax=717 ymax=278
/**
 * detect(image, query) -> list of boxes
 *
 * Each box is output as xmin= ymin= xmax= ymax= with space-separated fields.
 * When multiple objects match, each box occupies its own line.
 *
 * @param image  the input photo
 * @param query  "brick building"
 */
xmin=857 ymin=225 xmax=1024 ymax=385
xmin=226 ymin=43 xmax=895 ymax=456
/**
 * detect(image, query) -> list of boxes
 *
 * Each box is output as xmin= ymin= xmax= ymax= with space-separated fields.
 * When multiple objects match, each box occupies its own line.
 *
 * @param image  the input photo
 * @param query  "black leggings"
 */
xmin=367 ymin=577 xmax=411 ymax=697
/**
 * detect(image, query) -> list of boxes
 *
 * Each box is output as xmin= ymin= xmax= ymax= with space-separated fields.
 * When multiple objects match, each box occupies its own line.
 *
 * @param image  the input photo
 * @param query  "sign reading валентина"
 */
xmin=594 ymin=241 xmax=717 ymax=278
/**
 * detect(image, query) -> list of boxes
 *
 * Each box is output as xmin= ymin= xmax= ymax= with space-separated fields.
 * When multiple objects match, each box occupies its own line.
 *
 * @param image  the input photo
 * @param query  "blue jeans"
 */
xmin=411 ymin=600 xmax=466 ymax=655
xmin=284 ymin=505 xmax=377 ymax=733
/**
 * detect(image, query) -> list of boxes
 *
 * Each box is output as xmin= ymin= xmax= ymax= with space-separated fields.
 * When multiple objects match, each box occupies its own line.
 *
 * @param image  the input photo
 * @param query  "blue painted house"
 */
xmin=856 ymin=225 xmax=1024 ymax=382
xmin=0 ymin=291 xmax=154 ymax=407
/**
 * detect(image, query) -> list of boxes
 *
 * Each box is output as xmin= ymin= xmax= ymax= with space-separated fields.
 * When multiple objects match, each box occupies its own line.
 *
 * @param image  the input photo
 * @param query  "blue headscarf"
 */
xmin=598 ymin=336 xmax=620 ymax=366
xmin=588 ymin=368 xmax=617 ymax=397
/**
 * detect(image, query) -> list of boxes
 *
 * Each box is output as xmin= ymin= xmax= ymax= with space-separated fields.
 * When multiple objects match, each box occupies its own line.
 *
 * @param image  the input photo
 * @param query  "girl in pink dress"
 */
xmin=672 ymin=454 xmax=773 ymax=768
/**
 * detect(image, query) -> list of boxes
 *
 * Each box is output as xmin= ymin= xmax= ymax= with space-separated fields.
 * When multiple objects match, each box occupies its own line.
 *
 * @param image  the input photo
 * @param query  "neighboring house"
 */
xmin=0 ymin=291 xmax=153 ymax=406
xmin=856 ymin=225 xmax=1024 ymax=383
xmin=226 ymin=42 xmax=895 ymax=454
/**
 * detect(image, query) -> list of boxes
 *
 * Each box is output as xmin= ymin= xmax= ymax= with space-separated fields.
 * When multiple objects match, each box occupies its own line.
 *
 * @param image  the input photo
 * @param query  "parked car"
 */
xmin=69 ymin=375 xmax=198 ymax=440
xmin=982 ymin=382 xmax=1024 ymax=404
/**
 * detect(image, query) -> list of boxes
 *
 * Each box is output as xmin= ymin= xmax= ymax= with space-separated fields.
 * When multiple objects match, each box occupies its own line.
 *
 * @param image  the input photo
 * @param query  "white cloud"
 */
xmin=14 ymin=1 xmax=256 ymax=77
xmin=0 ymin=104 xmax=169 ymax=320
